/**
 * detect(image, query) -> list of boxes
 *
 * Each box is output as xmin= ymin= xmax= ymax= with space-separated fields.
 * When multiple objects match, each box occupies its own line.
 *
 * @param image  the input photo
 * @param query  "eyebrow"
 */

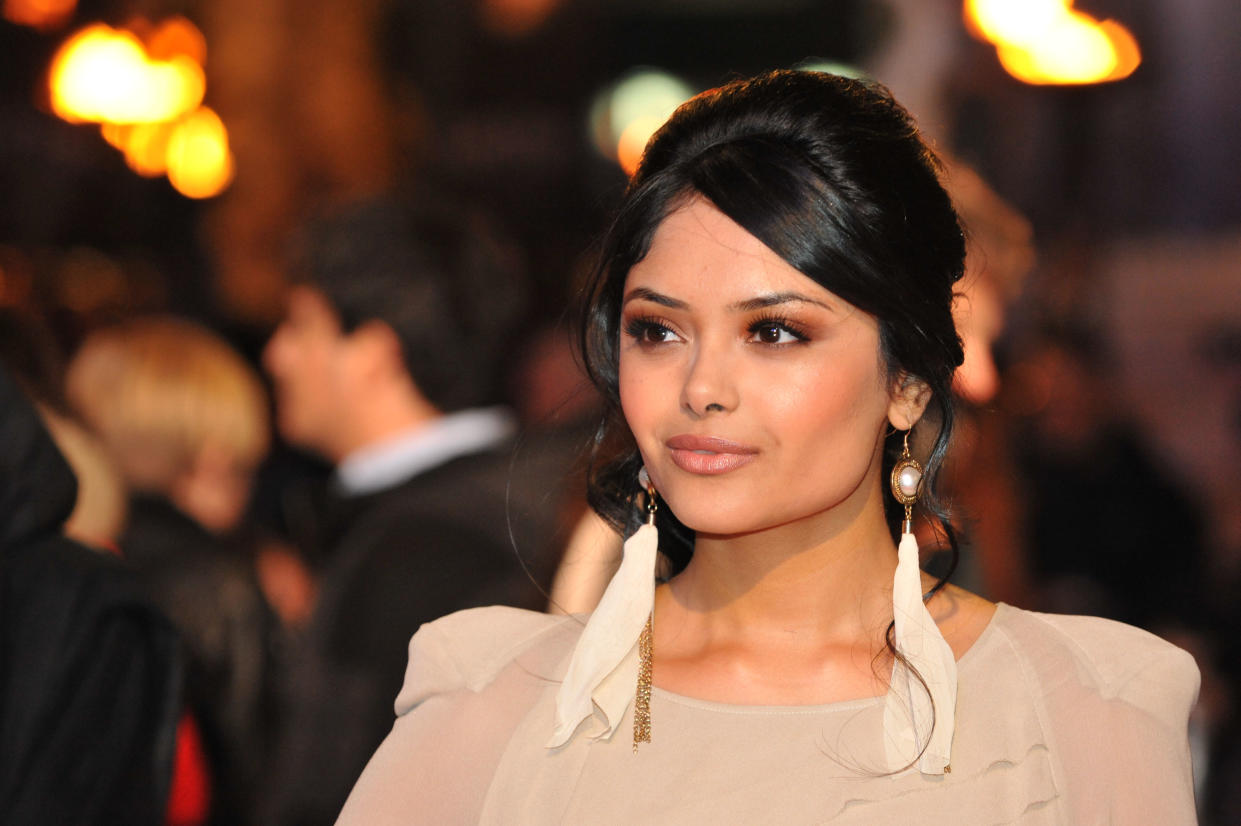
xmin=729 ymin=292 xmax=832 ymax=312
xmin=622 ymin=287 xmax=832 ymax=313
xmin=622 ymin=287 xmax=688 ymax=309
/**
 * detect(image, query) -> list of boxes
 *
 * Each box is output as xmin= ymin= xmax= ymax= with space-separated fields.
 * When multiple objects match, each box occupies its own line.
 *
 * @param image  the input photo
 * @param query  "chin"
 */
xmin=275 ymin=417 xmax=303 ymax=445
xmin=663 ymin=482 xmax=855 ymax=540
xmin=661 ymin=497 xmax=767 ymax=538
xmin=277 ymin=419 xmax=317 ymax=453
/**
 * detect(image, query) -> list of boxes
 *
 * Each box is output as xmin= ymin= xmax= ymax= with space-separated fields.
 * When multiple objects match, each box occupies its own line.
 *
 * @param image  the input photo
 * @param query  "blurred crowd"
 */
xmin=3 ymin=165 xmax=1241 ymax=825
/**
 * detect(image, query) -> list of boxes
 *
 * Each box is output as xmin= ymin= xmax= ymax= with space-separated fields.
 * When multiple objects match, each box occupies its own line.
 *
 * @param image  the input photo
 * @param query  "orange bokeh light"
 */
xmin=964 ymin=0 xmax=1140 ymax=85
xmin=49 ymin=23 xmax=205 ymax=124
xmin=3 ymin=0 xmax=77 ymax=31
xmin=166 ymin=107 xmax=234 ymax=199
xmin=964 ymin=0 xmax=1069 ymax=48
xmin=119 ymin=121 xmax=176 ymax=177
xmin=146 ymin=16 xmax=208 ymax=65
xmin=60 ymin=18 xmax=231 ymax=198
xmin=616 ymin=114 xmax=663 ymax=177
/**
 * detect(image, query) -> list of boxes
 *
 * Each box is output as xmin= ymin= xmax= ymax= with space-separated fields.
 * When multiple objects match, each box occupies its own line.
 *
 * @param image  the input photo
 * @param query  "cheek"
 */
xmin=618 ymin=351 xmax=686 ymax=484
xmin=308 ymin=340 xmax=347 ymax=391
xmin=762 ymin=358 xmax=890 ymax=459
xmin=618 ymin=357 xmax=657 ymax=441
xmin=287 ymin=345 xmax=344 ymax=423
xmin=290 ymin=352 xmax=327 ymax=403
xmin=618 ymin=344 xmax=663 ymax=411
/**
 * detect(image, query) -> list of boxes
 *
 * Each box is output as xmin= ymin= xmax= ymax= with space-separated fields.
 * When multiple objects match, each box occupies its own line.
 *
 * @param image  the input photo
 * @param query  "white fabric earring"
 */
xmin=882 ymin=429 xmax=958 ymax=775
xmin=548 ymin=468 xmax=659 ymax=748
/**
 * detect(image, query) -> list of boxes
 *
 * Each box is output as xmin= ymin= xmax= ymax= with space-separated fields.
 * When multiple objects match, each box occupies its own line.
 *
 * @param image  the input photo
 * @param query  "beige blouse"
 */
xmin=336 ymin=603 xmax=1199 ymax=825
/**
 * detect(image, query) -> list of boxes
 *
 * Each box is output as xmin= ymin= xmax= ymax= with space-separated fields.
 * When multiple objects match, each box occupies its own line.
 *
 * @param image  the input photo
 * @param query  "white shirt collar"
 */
xmin=335 ymin=406 xmax=516 ymax=496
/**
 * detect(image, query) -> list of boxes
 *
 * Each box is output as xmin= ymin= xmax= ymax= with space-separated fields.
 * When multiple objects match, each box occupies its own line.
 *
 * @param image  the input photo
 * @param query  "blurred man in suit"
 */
xmin=261 ymin=197 xmax=569 ymax=824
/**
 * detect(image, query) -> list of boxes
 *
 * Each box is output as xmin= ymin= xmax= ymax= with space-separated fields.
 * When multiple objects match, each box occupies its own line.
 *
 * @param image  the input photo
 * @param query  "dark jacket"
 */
xmin=122 ymin=494 xmax=278 ymax=825
xmin=0 ymin=368 xmax=181 ymax=825
xmin=263 ymin=430 xmax=576 ymax=825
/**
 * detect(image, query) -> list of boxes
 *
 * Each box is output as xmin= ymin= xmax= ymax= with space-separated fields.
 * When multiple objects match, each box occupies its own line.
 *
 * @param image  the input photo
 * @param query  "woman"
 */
xmin=337 ymin=71 xmax=1198 ymax=824
xmin=67 ymin=317 xmax=277 ymax=823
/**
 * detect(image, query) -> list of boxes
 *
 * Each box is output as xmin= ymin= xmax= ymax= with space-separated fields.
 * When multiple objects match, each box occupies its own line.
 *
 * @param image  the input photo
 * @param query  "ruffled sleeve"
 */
xmin=830 ymin=606 xmax=1200 ymax=825
xmin=336 ymin=607 xmax=576 ymax=825
xmin=394 ymin=606 xmax=572 ymax=712
xmin=1028 ymin=611 xmax=1200 ymax=824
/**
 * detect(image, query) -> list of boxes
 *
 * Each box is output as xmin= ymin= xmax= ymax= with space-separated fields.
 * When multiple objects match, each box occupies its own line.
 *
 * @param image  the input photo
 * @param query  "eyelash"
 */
xmin=623 ymin=316 xmax=678 ymax=345
xmin=622 ymin=314 xmax=811 ymax=347
xmin=747 ymin=315 xmax=811 ymax=345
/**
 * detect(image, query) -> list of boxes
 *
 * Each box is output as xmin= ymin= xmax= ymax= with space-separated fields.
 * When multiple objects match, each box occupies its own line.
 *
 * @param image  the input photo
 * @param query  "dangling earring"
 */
xmin=883 ymin=428 xmax=958 ymax=775
xmin=547 ymin=466 xmax=661 ymax=753
xmin=890 ymin=430 xmax=923 ymax=535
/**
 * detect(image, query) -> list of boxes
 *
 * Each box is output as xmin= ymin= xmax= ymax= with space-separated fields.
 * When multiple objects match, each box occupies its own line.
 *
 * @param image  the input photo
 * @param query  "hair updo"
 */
xmin=579 ymin=70 xmax=966 ymax=574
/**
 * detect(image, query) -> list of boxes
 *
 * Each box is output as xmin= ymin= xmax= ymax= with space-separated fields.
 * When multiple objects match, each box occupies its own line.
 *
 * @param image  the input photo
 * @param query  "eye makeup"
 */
xmin=623 ymin=315 xmax=681 ymax=346
xmin=746 ymin=314 xmax=811 ymax=345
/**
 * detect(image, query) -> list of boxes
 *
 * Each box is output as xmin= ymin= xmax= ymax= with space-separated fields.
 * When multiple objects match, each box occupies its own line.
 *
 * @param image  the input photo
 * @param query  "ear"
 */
xmin=887 ymin=373 xmax=932 ymax=431
xmin=348 ymin=320 xmax=405 ymax=381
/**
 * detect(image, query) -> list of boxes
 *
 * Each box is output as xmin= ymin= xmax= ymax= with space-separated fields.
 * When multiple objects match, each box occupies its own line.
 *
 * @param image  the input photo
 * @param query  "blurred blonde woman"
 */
xmin=67 ymin=316 xmax=275 ymax=824
xmin=67 ymin=317 xmax=269 ymax=534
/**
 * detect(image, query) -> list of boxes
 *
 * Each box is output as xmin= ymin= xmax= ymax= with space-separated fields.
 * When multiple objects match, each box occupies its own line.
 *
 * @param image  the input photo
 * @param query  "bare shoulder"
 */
xmin=925 ymin=578 xmax=997 ymax=662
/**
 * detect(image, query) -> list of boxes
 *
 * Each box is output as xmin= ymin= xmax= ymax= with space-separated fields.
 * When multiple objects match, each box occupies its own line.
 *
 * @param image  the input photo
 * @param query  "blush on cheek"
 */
xmin=618 ymin=368 xmax=652 ymax=431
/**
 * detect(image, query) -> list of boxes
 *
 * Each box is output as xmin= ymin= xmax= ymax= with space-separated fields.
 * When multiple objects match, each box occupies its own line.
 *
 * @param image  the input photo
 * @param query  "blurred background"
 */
xmin=2 ymin=0 xmax=1239 ymax=823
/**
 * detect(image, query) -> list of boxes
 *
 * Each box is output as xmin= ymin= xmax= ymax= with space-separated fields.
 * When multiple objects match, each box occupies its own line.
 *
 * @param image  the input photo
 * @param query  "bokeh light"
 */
xmin=3 ymin=0 xmax=77 ymax=31
xmin=964 ymin=0 xmax=1140 ymax=85
xmin=480 ymin=0 xmax=563 ymax=37
xmin=146 ymin=16 xmax=208 ymax=65
xmin=49 ymin=24 xmax=206 ymax=124
xmin=589 ymin=69 xmax=694 ymax=175
xmin=111 ymin=121 xmax=176 ymax=177
xmin=794 ymin=60 xmax=867 ymax=79
xmin=965 ymin=0 xmax=1068 ymax=48
xmin=166 ymin=107 xmax=234 ymax=199
xmin=616 ymin=114 xmax=665 ymax=177
xmin=48 ymin=19 xmax=231 ymax=198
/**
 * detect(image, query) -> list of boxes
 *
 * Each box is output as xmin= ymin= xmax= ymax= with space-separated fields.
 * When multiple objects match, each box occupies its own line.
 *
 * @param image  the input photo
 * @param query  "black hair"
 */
xmin=290 ymin=196 xmax=527 ymax=412
xmin=578 ymin=70 xmax=966 ymax=573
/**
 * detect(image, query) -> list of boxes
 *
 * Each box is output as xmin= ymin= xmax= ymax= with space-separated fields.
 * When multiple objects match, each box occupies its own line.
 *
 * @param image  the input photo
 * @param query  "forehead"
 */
xmin=625 ymin=197 xmax=835 ymax=305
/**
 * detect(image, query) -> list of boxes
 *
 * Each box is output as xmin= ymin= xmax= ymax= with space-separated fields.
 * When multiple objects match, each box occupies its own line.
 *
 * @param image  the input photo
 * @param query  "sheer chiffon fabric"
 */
xmin=337 ymin=603 xmax=1198 ymax=825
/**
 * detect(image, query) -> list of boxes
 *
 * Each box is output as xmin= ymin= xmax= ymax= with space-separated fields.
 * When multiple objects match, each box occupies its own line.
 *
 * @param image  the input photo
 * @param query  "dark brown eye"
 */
xmin=755 ymin=323 xmax=783 ymax=344
xmin=748 ymin=321 xmax=804 ymax=345
xmin=624 ymin=318 xmax=681 ymax=345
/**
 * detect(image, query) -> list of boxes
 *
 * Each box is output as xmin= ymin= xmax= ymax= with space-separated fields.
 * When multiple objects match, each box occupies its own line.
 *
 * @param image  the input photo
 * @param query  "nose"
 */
xmin=262 ymin=324 xmax=288 ymax=377
xmin=680 ymin=338 xmax=738 ymax=418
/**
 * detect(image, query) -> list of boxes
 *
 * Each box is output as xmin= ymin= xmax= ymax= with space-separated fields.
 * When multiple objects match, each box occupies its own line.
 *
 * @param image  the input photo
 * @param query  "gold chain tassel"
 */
xmin=633 ymin=613 xmax=653 ymax=751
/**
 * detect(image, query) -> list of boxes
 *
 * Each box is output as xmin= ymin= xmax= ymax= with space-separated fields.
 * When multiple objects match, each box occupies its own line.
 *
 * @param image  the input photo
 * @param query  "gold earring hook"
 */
xmin=638 ymin=467 xmax=658 ymax=524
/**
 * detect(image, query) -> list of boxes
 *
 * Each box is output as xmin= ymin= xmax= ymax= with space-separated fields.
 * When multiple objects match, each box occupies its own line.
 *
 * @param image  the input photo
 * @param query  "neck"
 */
xmin=664 ymin=478 xmax=898 ymax=646
xmin=332 ymin=381 xmax=442 ymax=463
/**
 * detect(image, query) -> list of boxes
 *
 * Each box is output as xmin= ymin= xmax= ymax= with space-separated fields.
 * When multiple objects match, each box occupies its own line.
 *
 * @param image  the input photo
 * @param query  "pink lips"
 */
xmin=665 ymin=435 xmax=759 ymax=475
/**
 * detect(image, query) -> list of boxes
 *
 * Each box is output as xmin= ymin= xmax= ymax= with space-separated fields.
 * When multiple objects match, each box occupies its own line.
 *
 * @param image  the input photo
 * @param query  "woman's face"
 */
xmin=618 ymin=197 xmax=907 ymax=538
